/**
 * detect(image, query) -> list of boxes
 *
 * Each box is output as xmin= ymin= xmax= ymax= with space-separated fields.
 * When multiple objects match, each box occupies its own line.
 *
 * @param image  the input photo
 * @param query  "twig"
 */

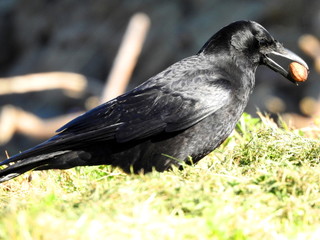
xmin=0 ymin=72 xmax=100 ymax=97
xmin=101 ymin=13 xmax=151 ymax=102
xmin=0 ymin=105 xmax=82 ymax=145
xmin=0 ymin=13 xmax=151 ymax=145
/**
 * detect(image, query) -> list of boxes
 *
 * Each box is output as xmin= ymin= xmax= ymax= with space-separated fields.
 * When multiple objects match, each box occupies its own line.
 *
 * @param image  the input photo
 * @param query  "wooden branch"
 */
xmin=0 ymin=13 xmax=151 ymax=145
xmin=0 ymin=105 xmax=82 ymax=145
xmin=0 ymin=72 xmax=100 ymax=97
xmin=101 ymin=13 xmax=150 ymax=102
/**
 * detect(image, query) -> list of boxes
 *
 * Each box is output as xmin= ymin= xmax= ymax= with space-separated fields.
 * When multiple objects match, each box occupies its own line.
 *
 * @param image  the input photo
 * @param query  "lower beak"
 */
xmin=262 ymin=43 xmax=309 ymax=85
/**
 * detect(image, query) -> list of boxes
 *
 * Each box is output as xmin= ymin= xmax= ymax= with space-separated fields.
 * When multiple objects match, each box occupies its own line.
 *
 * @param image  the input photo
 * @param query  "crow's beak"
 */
xmin=263 ymin=42 xmax=309 ymax=85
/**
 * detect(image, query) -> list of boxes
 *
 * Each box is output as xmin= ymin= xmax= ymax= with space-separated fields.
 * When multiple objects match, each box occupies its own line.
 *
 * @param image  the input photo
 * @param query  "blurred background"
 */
xmin=0 ymin=0 xmax=320 ymax=159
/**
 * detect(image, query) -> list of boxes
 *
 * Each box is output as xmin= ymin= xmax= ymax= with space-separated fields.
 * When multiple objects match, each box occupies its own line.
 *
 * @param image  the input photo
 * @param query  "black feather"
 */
xmin=0 ymin=20 xmax=307 ymax=182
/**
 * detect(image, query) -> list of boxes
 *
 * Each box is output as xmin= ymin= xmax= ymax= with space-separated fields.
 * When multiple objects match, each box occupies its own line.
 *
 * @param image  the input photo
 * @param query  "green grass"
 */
xmin=1 ymin=113 xmax=320 ymax=239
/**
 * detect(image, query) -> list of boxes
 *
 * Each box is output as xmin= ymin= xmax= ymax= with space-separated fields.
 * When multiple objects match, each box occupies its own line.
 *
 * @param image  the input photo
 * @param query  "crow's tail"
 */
xmin=0 ymin=150 xmax=97 ymax=183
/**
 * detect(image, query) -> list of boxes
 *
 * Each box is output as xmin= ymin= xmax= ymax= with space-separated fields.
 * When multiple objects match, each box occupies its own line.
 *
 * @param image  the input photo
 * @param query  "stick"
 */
xmin=0 ymin=72 xmax=100 ymax=96
xmin=101 ymin=13 xmax=150 ymax=102
xmin=0 ymin=105 xmax=81 ymax=145
xmin=0 ymin=13 xmax=151 ymax=145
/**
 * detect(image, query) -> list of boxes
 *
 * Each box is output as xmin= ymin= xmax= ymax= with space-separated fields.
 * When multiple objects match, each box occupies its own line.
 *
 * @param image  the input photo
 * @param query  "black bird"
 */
xmin=0 ymin=20 xmax=308 ymax=183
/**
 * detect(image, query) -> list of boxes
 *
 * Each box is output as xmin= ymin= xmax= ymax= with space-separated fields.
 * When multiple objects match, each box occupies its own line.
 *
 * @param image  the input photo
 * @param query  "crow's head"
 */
xmin=199 ymin=20 xmax=308 ymax=84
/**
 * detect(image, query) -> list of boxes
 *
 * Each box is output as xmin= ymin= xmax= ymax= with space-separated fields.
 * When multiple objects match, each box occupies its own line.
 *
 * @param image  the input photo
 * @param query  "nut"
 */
xmin=289 ymin=62 xmax=308 ymax=82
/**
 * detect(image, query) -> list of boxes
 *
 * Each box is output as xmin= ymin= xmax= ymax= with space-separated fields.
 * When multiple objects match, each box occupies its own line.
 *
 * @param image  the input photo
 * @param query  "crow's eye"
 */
xmin=259 ymin=39 xmax=269 ymax=47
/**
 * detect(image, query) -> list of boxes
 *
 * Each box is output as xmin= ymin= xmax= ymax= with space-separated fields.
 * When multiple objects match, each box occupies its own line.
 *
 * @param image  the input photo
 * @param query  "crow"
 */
xmin=0 ymin=20 xmax=308 ymax=183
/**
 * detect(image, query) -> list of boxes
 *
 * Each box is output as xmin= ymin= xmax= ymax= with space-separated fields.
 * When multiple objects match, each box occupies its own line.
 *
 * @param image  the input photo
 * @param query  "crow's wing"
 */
xmin=1 ymin=63 xmax=233 ymax=164
xmin=57 ymin=73 xmax=233 ymax=143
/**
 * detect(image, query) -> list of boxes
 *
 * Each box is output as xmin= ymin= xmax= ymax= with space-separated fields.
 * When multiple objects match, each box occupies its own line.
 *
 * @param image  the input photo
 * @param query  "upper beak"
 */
xmin=262 ymin=42 xmax=309 ymax=85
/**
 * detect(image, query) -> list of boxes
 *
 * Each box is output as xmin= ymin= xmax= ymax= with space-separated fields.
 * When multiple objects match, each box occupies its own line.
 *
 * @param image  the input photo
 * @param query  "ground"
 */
xmin=1 ymin=113 xmax=320 ymax=239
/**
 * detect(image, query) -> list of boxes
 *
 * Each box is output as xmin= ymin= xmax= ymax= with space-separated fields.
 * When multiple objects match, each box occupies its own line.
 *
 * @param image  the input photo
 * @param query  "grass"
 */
xmin=1 ymin=113 xmax=320 ymax=239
